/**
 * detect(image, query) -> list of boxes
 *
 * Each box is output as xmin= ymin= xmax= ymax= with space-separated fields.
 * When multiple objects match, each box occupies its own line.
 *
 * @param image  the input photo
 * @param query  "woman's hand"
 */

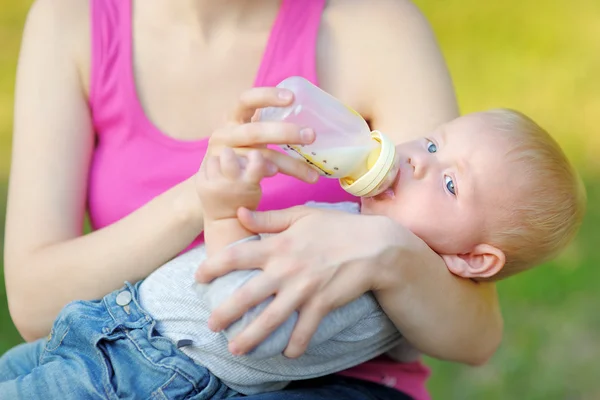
xmin=196 ymin=205 xmax=503 ymax=364
xmin=196 ymin=205 xmax=406 ymax=358
xmin=179 ymin=86 xmax=321 ymax=231
xmin=201 ymin=87 xmax=320 ymax=184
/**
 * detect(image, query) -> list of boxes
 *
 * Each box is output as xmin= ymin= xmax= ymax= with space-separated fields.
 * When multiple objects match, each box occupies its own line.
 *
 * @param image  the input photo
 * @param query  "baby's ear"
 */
xmin=441 ymin=244 xmax=505 ymax=279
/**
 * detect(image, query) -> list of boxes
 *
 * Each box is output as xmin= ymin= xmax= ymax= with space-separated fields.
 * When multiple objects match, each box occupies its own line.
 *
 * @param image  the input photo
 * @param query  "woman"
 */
xmin=4 ymin=0 xmax=502 ymax=399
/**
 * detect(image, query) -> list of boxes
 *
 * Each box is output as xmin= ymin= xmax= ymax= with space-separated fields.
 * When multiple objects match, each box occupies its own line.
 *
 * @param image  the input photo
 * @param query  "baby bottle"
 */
xmin=259 ymin=76 xmax=398 ymax=197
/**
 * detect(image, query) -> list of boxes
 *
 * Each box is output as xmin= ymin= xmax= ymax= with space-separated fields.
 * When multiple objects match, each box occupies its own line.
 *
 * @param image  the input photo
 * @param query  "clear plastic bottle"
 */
xmin=259 ymin=76 xmax=398 ymax=197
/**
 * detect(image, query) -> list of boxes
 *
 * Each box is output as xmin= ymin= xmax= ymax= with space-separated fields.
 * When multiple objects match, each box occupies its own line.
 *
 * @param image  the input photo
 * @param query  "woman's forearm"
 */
xmin=4 ymin=178 xmax=203 ymax=341
xmin=373 ymin=236 xmax=503 ymax=365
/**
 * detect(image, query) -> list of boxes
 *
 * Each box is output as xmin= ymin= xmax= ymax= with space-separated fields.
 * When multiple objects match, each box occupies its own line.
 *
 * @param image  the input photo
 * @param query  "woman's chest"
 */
xmin=127 ymin=25 xmax=372 ymax=143
xmin=132 ymin=38 xmax=266 ymax=141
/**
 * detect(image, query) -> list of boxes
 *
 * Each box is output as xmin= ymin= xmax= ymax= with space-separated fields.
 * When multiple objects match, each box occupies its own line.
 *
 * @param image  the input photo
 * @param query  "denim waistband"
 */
xmin=103 ymin=281 xmax=153 ymax=331
xmin=100 ymin=281 xmax=223 ymax=392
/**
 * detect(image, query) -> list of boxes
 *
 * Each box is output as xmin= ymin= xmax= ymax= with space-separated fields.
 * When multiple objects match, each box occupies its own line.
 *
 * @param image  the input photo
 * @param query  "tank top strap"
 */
xmin=254 ymin=0 xmax=326 ymax=87
xmin=89 ymin=0 xmax=135 ymax=134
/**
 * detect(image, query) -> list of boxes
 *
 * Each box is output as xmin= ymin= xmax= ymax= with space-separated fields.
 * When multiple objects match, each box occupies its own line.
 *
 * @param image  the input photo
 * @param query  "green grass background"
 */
xmin=1 ymin=1 xmax=598 ymax=399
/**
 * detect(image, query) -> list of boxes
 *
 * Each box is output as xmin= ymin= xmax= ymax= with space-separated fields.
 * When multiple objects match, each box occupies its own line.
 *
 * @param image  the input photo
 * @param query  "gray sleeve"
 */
xmin=194 ymin=236 xmax=384 ymax=360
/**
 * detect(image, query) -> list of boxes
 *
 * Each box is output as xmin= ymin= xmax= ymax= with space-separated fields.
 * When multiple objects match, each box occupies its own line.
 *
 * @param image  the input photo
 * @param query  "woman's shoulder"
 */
xmin=23 ymin=0 xmax=91 ymax=95
xmin=320 ymin=0 xmax=438 ymax=68
xmin=318 ymin=0 xmax=446 ymax=99
xmin=324 ymin=0 xmax=430 ymax=24
xmin=25 ymin=0 xmax=90 ymax=36
xmin=318 ymin=0 xmax=457 ymax=139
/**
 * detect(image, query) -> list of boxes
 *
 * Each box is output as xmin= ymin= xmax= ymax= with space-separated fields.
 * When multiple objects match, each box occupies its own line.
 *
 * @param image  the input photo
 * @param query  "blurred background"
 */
xmin=0 ymin=1 xmax=598 ymax=399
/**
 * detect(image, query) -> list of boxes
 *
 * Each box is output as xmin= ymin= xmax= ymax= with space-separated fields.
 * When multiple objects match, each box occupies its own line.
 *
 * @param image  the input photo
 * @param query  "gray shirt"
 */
xmin=138 ymin=202 xmax=403 ymax=395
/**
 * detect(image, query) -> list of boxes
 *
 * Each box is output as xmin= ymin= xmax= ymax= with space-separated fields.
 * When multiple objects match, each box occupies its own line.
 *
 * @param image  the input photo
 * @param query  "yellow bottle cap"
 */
xmin=340 ymin=130 xmax=396 ymax=197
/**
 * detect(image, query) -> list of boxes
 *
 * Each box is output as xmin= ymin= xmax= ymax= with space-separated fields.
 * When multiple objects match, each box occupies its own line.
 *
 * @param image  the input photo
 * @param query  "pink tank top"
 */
xmin=88 ymin=1 xmax=429 ymax=398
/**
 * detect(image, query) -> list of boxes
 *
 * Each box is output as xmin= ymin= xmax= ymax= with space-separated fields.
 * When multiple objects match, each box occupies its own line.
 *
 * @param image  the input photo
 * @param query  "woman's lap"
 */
xmin=0 ymin=298 xmax=413 ymax=400
xmin=232 ymin=375 xmax=413 ymax=400
xmin=0 ymin=339 xmax=45 ymax=382
xmin=0 ymin=340 xmax=413 ymax=400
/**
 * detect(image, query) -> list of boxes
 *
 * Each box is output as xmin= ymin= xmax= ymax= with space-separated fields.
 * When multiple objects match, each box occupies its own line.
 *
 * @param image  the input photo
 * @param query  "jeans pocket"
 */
xmin=39 ymin=300 xmax=101 ymax=362
xmin=41 ymin=315 xmax=71 ymax=355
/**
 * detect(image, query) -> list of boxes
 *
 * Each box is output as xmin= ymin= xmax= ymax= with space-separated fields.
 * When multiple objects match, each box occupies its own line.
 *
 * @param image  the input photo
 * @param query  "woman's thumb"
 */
xmin=237 ymin=206 xmax=311 ymax=233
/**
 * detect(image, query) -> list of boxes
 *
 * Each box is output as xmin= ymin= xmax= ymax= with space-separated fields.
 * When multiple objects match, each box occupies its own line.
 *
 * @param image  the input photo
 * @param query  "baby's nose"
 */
xmin=408 ymin=155 xmax=429 ymax=179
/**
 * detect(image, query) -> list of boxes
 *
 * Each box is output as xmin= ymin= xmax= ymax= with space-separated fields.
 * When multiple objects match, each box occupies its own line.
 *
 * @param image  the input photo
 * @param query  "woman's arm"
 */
xmin=5 ymin=0 xmax=316 ymax=341
xmin=197 ymin=0 xmax=503 ymax=365
xmin=330 ymin=0 xmax=502 ymax=364
xmin=371 ymin=231 xmax=503 ymax=366
xmin=198 ymin=207 xmax=501 ymax=365
xmin=4 ymin=0 xmax=205 ymax=341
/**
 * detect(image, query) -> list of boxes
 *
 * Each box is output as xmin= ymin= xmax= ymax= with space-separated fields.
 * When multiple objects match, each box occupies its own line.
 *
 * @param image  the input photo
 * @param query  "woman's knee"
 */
xmin=0 ymin=339 xmax=45 ymax=382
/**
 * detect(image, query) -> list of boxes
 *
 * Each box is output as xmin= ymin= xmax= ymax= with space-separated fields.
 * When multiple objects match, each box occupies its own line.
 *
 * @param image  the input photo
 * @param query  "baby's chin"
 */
xmin=360 ymin=189 xmax=395 ymax=215
xmin=360 ymin=197 xmax=373 ymax=214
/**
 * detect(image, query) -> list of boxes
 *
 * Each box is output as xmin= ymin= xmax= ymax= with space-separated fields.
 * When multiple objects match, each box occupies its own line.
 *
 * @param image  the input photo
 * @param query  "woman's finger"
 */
xmin=207 ymin=272 xmax=281 ymax=333
xmin=195 ymin=239 xmax=270 ymax=283
xmin=235 ymin=147 xmax=318 ymax=183
xmin=212 ymin=122 xmax=315 ymax=149
xmin=283 ymin=302 xmax=326 ymax=358
xmin=231 ymin=87 xmax=294 ymax=123
xmin=219 ymin=147 xmax=242 ymax=179
xmin=227 ymin=286 xmax=310 ymax=355
xmin=284 ymin=261 xmax=373 ymax=358
xmin=236 ymin=205 xmax=319 ymax=234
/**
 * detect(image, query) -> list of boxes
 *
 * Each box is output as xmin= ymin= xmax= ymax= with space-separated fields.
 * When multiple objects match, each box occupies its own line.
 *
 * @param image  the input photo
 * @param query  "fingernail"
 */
xmin=196 ymin=271 xmax=210 ymax=284
xmin=307 ymin=169 xmax=319 ymax=182
xmin=283 ymin=349 xmax=295 ymax=359
xmin=229 ymin=343 xmax=241 ymax=356
xmin=267 ymin=163 xmax=278 ymax=175
xmin=300 ymin=128 xmax=315 ymax=143
xmin=207 ymin=318 xmax=220 ymax=332
xmin=278 ymin=90 xmax=293 ymax=101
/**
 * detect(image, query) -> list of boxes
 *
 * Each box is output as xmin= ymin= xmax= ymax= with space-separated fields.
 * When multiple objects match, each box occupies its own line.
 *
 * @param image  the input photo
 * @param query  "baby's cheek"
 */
xmin=401 ymin=212 xmax=454 ymax=252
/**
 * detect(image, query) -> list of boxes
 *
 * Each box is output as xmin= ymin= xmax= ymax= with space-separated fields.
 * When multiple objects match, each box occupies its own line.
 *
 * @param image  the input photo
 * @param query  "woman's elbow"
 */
xmin=464 ymin=343 xmax=499 ymax=367
xmin=9 ymin=307 xmax=43 ymax=343
xmin=7 ymin=290 xmax=47 ymax=342
xmin=4 ymin=257 xmax=49 ymax=342
xmin=431 ymin=308 xmax=503 ymax=366
xmin=464 ymin=314 xmax=504 ymax=366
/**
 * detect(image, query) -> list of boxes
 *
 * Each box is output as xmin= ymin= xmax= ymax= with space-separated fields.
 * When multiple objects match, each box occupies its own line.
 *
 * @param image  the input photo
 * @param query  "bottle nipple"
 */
xmin=340 ymin=131 xmax=396 ymax=197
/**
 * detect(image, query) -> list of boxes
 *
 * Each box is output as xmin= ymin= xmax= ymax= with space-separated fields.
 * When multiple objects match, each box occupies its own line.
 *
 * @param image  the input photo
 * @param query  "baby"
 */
xmin=0 ymin=109 xmax=585 ymax=399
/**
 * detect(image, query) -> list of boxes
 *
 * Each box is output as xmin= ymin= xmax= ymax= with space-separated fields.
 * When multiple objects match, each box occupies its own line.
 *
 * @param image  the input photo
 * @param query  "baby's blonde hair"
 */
xmin=482 ymin=109 xmax=586 ymax=281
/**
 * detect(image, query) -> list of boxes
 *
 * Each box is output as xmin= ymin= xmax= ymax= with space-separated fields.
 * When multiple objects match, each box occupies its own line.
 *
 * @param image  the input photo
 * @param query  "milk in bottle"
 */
xmin=259 ymin=76 xmax=398 ymax=197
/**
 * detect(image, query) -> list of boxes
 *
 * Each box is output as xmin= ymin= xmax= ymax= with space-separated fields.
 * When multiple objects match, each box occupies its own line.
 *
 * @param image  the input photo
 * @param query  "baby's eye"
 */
xmin=426 ymin=140 xmax=437 ymax=153
xmin=444 ymin=175 xmax=456 ymax=195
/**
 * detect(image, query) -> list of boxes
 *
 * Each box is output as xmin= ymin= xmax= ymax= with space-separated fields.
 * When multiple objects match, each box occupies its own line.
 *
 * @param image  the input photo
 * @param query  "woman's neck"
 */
xmin=142 ymin=0 xmax=282 ymax=40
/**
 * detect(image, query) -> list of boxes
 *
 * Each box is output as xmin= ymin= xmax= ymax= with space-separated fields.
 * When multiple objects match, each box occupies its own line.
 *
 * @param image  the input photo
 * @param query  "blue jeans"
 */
xmin=0 ymin=282 xmax=413 ymax=400
xmin=0 ymin=282 xmax=236 ymax=400
xmin=229 ymin=376 xmax=413 ymax=400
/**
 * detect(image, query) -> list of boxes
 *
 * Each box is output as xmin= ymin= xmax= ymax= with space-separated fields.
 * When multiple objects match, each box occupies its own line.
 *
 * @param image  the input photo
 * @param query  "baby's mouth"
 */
xmin=390 ymin=166 xmax=402 ymax=194
xmin=367 ymin=167 xmax=401 ymax=202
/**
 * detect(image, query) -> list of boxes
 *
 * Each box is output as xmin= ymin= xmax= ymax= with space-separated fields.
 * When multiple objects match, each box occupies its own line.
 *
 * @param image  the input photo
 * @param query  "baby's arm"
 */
xmin=196 ymin=153 xmax=393 ymax=359
xmin=196 ymin=147 xmax=296 ymax=357
xmin=196 ymin=148 xmax=272 ymax=257
xmin=203 ymin=219 xmax=256 ymax=258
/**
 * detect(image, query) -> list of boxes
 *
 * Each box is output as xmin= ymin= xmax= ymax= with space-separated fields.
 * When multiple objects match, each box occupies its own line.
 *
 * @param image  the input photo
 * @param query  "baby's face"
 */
xmin=361 ymin=113 xmax=517 ymax=255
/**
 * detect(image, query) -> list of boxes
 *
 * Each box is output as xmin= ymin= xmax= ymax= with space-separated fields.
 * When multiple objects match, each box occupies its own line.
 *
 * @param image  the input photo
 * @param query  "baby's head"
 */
xmin=361 ymin=109 xmax=586 ymax=281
